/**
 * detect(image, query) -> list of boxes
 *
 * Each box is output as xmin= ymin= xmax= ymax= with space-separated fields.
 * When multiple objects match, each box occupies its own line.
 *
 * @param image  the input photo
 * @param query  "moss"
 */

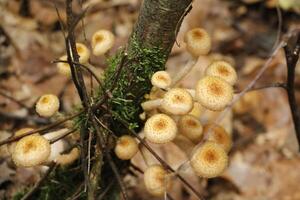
xmin=99 ymin=36 xmax=166 ymax=131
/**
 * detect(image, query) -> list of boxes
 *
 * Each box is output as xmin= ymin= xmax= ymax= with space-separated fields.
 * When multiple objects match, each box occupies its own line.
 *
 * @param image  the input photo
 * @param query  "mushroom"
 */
xmin=195 ymin=76 xmax=233 ymax=111
xmin=142 ymin=88 xmax=193 ymax=115
xmin=114 ymin=135 xmax=138 ymax=160
xmin=203 ymin=123 xmax=232 ymax=152
xmin=144 ymin=114 xmax=177 ymax=144
xmin=57 ymin=55 xmax=71 ymax=77
xmin=144 ymin=165 xmax=169 ymax=196
xmin=12 ymin=135 xmax=51 ymax=167
xmin=76 ymin=43 xmax=90 ymax=64
xmin=190 ymin=141 xmax=228 ymax=178
xmin=56 ymin=147 xmax=80 ymax=166
xmin=91 ymin=30 xmax=115 ymax=56
xmin=184 ymin=28 xmax=211 ymax=57
xmin=205 ymin=61 xmax=237 ymax=85
xmin=35 ymin=94 xmax=60 ymax=117
xmin=151 ymin=71 xmax=172 ymax=89
xmin=178 ymin=115 xmax=203 ymax=143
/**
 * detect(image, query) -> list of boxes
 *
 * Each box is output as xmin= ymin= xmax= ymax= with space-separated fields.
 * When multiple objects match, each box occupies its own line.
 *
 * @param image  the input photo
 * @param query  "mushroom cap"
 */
xmin=57 ymin=55 xmax=71 ymax=77
xmin=203 ymin=123 xmax=232 ymax=152
xmin=151 ymin=71 xmax=172 ymax=89
xmin=184 ymin=28 xmax=211 ymax=57
xmin=161 ymin=88 xmax=193 ymax=115
xmin=7 ymin=128 xmax=36 ymax=155
xmin=12 ymin=135 xmax=51 ymax=167
xmin=76 ymin=43 xmax=90 ymax=64
xmin=178 ymin=115 xmax=203 ymax=143
xmin=188 ymin=102 xmax=203 ymax=118
xmin=91 ymin=30 xmax=115 ymax=56
xmin=195 ymin=76 xmax=233 ymax=111
xmin=205 ymin=61 xmax=237 ymax=85
xmin=114 ymin=135 xmax=138 ymax=160
xmin=56 ymin=147 xmax=80 ymax=166
xmin=144 ymin=114 xmax=177 ymax=144
xmin=144 ymin=165 xmax=169 ymax=196
xmin=36 ymin=94 xmax=60 ymax=117
xmin=190 ymin=141 xmax=228 ymax=178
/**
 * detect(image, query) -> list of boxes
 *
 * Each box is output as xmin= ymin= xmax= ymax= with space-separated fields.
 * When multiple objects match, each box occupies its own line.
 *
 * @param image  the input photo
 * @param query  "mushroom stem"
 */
xmin=186 ymin=89 xmax=196 ymax=99
xmin=141 ymin=99 xmax=163 ymax=111
xmin=170 ymin=59 xmax=196 ymax=87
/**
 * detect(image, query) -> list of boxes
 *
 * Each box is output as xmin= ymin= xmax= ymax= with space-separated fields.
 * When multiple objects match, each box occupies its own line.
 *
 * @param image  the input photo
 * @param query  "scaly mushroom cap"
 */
xmin=205 ymin=61 xmax=237 ymax=85
xmin=91 ymin=30 xmax=115 ymax=56
xmin=56 ymin=148 xmax=80 ymax=166
xmin=114 ymin=135 xmax=138 ymax=160
xmin=190 ymin=142 xmax=228 ymax=178
xmin=76 ymin=43 xmax=90 ymax=64
xmin=151 ymin=71 xmax=172 ymax=89
xmin=8 ymin=128 xmax=36 ymax=155
xmin=12 ymin=135 xmax=51 ymax=167
xmin=178 ymin=115 xmax=203 ymax=143
xmin=36 ymin=94 xmax=60 ymax=117
xmin=144 ymin=165 xmax=169 ymax=196
xmin=184 ymin=28 xmax=211 ymax=57
xmin=203 ymin=123 xmax=232 ymax=152
xmin=144 ymin=114 xmax=177 ymax=144
xmin=161 ymin=88 xmax=193 ymax=115
xmin=57 ymin=55 xmax=71 ymax=77
xmin=195 ymin=76 xmax=233 ymax=111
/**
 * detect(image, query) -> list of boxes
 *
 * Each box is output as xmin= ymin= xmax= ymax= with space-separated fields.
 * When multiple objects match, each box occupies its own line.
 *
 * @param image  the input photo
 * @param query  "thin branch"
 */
xmin=235 ymin=82 xmax=287 ymax=93
xmin=284 ymin=31 xmax=300 ymax=148
xmin=21 ymin=162 xmax=57 ymax=200
xmin=106 ymin=152 xmax=129 ymax=200
xmin=0 ymin=111 xmax=83 ymax=146
xmin=0 ymin=90 xmax=30 ymax=110
xmin=50 ymin=128 xmax=78 ymax=144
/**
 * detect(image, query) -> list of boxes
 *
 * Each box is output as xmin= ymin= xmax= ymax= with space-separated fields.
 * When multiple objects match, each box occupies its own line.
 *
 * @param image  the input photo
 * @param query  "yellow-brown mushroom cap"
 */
xmin=57 ymin=55 xmax=71 ymax=77
xmin=178 ymin=115 xmax=203 ymax=143
xmin=190 ymin=142 xmax=228 ymax=178
xmin=35 ymin=94 xmax=60 ymax=117
xmin=195 ymin=76 xmax=233 ymax=111
xmin=151 ymin=71 xmax=172 ymax=89
xmin=203 ymin=123 xmax=232 ymax=152
xmin=144 ymin=114 xmax=177 ymax=144
xmin=205 ymin=61 xmax=237 ymax=85
xmin=161 ymin=88 xmax=193 ymax=115
xmin=184 ymin=28 xmax=211 ymax=57
xmin=7 ymin=128 xmax=37 ymax=155
xmin=114 ymin=135 xmax=138 ymax=160
xmin=76 ymin=43 xmax=90 ymax=64
xmin=12 ymin=135 xmax=51 ymax=167
xmin=144 ymin=165 xmax=169 ymax=196
xmin=91 ymin=30 xmax=115 ymax=56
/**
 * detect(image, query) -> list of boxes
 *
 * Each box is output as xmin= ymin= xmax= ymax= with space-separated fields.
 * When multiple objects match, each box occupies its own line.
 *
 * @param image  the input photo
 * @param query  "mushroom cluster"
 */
xmin=137 ymin=27 xmax=237 ymax=196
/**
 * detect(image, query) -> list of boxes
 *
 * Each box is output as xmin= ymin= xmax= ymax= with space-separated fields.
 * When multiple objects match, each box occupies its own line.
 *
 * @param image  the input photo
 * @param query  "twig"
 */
xmin=0 ymin=111 xmax=49 ymax=125
xmin=283 ymin=32 xmax=300 ymax=148
xmin=97 ymin=180 xmax=114 ymax=200
xmin=0 ymin=111 xmax=83 ymax=146
xmin=235 ymin=82 xmax=287 ymax=93
xmin=0 ymin=90 xmax=30 ymax=110
xmin=50 ymin=128 xmax=78 ymax=144
xmin=21 ymin=162 xmax=57 ymax=200
xmin=106 ymin=152 xmax=129 ymax=200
